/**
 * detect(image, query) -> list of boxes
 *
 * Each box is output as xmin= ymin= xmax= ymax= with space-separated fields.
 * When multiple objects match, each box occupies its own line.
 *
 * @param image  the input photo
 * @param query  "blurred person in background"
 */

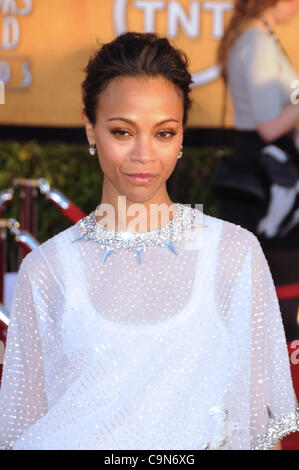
xmin=214 ymin=0 xmax=299 ymax=339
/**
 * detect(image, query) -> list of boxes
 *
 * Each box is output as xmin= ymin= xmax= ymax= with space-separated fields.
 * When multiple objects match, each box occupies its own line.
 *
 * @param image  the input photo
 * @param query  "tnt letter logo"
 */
xmin=113 ymin=0 xmax=233 ymax=86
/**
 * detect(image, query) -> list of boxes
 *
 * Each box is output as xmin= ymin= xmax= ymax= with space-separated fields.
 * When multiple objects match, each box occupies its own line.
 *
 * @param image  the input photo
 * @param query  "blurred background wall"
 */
xmin=1 ymin=0 xmax=299 ymax=128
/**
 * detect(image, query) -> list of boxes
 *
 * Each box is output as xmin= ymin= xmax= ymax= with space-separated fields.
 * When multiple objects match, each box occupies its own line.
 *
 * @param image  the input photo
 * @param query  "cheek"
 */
xmin=157 ymin=139 xmax=183 ymax=172
xmin=98 ymin=152 xmax=124 ymax=178
xmin=96 ymin=134 xmax=127 ymax=169
xmin=163 ymin=154 xmax=179 ymax=176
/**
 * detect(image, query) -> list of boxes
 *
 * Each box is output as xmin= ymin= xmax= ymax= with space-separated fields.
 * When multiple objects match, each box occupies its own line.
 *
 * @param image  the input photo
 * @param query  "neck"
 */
xmin=97 ymin=182 xmax=176 ymax=232
xmin=260 ymin=10 xmax=276 ymax=28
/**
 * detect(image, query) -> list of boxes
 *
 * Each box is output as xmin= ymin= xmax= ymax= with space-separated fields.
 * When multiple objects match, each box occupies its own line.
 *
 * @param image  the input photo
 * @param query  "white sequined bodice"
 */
xmin=0 ymin=206 xmax=298 ymax=450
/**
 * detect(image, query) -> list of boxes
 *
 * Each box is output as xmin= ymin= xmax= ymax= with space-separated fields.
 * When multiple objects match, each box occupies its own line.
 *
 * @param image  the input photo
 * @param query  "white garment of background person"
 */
xmin=228 ymin=28 xmax=299 ymax=130
xmin=228 ymin=27 xmax=299 ymax=237
xmin=0 ymin=204 xmax=298 ymax=450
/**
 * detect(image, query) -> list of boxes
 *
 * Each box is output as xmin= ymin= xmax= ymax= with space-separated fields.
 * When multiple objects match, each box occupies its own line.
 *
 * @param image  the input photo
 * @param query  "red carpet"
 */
xmin=281 ymin=341 xmax=299 ymax=450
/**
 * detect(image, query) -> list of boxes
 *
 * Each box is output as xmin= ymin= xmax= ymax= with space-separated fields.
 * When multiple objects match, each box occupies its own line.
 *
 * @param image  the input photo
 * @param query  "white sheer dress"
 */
xmin=0 ymin=204 xmax=298 ymax=450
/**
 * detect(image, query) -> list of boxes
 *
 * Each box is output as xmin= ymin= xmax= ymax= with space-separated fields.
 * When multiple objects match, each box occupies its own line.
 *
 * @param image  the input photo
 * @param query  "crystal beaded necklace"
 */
xmin=71 ymin=203 xmax=206 ymax=265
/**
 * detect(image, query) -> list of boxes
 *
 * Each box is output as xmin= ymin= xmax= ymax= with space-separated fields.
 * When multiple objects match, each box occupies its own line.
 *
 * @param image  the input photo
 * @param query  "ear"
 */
xmin=82 ymin=111 xmax=96 ymax=146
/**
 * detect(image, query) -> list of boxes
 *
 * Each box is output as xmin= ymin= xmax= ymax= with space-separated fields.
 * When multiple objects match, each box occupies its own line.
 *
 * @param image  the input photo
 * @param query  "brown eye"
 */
xmin=158 ymin=130 xmax=176 ymax=139
xmin=111 ymin=129 xmax=131 ymax=137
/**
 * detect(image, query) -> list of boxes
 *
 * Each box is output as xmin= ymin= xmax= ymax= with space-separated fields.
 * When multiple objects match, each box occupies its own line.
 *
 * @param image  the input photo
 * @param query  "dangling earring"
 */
xmin=177 ymin=145 xmax=183 ymax=159
xmin=89 ymin=143 xmax=97 ymax=156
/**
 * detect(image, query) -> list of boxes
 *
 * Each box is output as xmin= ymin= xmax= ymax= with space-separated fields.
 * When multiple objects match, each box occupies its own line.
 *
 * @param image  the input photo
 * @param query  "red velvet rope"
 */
xmin=276 ymin=283 xmax=299 ymax=300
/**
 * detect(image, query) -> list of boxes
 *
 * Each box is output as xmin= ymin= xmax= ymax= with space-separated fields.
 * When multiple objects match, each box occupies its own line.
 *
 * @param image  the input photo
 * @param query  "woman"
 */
xmin=216 ymin=0 xmax=299 ymax=246
xmin=0 ymin=32 xmax=298 ymax=450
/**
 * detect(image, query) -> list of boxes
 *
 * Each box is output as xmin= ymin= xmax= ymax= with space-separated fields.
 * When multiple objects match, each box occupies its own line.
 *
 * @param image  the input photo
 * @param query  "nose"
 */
xmin=130 ymin=134 xmax=155 ymax=163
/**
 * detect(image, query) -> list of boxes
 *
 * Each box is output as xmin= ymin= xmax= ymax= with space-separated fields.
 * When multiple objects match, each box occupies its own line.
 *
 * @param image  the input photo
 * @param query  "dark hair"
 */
xmin=81 ymin=32 xmax=193 ymax=127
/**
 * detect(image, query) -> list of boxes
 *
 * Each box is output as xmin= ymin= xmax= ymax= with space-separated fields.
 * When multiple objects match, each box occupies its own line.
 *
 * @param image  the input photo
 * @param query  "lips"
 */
xmin=125 ymin=173 xmax=157 ymax=184
xmin=126 ymin=173 xmax=157 ymax=177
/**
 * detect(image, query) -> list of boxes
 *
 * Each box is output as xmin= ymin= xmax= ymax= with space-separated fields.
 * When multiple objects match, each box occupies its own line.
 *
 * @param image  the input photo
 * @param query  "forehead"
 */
xmin=96 ymin=75 xmax=184 ymax=118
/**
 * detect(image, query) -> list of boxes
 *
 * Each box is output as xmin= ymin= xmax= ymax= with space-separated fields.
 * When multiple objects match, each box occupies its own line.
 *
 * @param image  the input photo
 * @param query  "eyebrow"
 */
xmin=107 ymin=117 xmax=179 ymax=126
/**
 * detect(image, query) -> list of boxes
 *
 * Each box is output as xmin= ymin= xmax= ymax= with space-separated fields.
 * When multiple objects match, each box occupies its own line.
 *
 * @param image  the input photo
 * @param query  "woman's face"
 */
xmin=273 ymin=0 xmax=299 ymax=22
xmin=83 ymin=75 xmax=184 ymax=204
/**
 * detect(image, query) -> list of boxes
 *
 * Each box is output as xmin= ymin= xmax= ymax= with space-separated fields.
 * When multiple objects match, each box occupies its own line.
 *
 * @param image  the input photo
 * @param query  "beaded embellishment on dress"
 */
xmin=253 ymin=408 xmax=299 ymax=450
xmin=71 ymin=203 xmax=207 ymax=265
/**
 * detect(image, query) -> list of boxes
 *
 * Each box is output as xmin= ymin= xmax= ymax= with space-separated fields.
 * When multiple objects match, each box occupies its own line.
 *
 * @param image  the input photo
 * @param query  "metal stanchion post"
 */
xmin=17 ymin=179 xmax=38 ymax=266
xmin=0 ymin=188 xmax=14 ymax=216
xmin=38 ymin=178 xmax=86 ymax=223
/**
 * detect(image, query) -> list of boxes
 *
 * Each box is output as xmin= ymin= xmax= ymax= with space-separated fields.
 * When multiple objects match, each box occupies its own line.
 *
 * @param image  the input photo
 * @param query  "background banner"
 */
xmin=0 ymin=0 xmax=298 ymax=127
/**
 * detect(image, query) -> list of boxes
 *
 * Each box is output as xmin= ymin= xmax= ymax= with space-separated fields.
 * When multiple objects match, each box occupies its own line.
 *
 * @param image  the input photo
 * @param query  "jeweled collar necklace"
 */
xmin=71 ymin=203 xmax=205 ymax=265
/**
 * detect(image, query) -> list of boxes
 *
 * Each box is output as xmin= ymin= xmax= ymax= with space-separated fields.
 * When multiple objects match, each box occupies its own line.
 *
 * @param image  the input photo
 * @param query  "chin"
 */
xmin=120 ymin=186 xmax=160 ymax=203
xmin=125 ymin=193 xmax=155 ymax=203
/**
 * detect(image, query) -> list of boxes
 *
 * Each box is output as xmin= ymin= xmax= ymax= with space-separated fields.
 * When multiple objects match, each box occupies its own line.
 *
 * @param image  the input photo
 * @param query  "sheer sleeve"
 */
xmin=0 ymin=253 xmax=48 ymax=450
xmin=249 ymin=234 xmax=299 ymax=450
